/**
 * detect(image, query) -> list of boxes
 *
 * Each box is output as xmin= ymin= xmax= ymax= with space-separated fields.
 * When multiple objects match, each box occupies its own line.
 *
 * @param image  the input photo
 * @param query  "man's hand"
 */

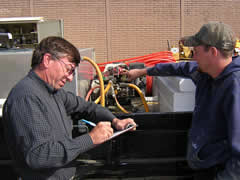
xmin=112 ymin=118 xmax=137 ymax=131
xmin=89 ymin=122 xmax=113 ymax=145
xmin=121 ymin=69 xmax=147 ymax=81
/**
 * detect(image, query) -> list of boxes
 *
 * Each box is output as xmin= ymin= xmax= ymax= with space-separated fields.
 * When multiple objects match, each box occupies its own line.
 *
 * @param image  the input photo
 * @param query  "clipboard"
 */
xmin=107 ymin=124 xmax=136 ymax=141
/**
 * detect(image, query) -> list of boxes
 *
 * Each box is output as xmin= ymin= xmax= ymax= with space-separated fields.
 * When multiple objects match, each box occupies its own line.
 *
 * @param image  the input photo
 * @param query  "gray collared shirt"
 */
xmin=2 ymin=70 xmax=116 ymax=180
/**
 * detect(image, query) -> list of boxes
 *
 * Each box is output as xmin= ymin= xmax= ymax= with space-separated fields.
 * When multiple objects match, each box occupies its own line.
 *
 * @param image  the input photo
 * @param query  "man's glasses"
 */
xmin=58 ymin=59 xmax=76 ymax=76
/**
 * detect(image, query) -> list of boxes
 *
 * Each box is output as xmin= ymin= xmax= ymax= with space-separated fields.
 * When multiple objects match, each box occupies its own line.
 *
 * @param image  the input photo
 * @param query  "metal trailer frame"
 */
xmin=0 ymin=112 xmax=193 ymax=179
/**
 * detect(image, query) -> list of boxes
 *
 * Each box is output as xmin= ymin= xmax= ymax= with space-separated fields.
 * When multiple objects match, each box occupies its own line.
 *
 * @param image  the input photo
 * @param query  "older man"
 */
xmin=2 ymin=36 xmax=136 ymax=180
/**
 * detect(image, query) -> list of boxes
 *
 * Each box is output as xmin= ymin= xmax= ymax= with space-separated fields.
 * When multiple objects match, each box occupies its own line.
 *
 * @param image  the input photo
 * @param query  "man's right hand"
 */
xmin=89 ymin=122 xmax=113 ymax=145
xmin=121 ymin=69 xmax=147 ymax=81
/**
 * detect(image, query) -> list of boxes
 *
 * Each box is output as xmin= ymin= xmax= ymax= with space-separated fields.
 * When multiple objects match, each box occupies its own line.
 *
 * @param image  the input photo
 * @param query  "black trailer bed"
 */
xmin=0 ymin=112 xmax=211 ymax=179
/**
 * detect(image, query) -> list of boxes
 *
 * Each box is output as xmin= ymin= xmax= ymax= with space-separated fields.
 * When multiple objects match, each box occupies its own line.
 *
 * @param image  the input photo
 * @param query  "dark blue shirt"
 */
xmin=147 ymin=56 xmax=240 ymax=179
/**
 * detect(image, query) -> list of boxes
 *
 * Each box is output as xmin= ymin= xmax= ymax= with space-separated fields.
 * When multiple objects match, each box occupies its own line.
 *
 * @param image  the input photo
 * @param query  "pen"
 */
xmin=81 ymin=119 xmax=96 ymax=127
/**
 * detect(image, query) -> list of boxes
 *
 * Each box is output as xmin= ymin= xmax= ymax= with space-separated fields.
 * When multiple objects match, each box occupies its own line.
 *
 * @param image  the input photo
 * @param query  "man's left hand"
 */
xmin=112 ymin=118 xmax=137 ymax=130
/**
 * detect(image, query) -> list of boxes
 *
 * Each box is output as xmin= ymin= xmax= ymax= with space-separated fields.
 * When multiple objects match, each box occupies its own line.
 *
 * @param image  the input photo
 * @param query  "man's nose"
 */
xmin=66 ymin=74 xmax=74 ymax=82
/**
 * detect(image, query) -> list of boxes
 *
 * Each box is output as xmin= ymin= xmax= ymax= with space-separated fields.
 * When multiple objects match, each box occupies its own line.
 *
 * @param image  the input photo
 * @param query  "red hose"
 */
xmin=146 ymin=76 xmax=153 ymax=96
xmin=97 ymin=51 xmax=176 ymax=72
xmin=85 ymin=86 xmax=100 ymax=101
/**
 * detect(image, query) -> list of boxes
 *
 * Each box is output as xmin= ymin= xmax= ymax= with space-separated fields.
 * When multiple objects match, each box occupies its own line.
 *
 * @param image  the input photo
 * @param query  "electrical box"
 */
xmin=152 ymin=76 xmax=196 ymax=112
xmin=0 ymin=17 xmax=63 ymax=49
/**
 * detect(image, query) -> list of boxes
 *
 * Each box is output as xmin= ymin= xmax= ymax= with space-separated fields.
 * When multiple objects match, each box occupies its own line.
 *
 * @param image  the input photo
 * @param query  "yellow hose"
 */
xmin=95 ymin=81 xmax=112 ymax=104
xmin=81 ymin=57 xmax=148 ymax=112
xmin=114 ymin=96 xmax=129 ymax=113
xmin=82 ymin=56 xmax=105 ymax=107
xmin=111 ymin=86 xmax=129 ymax=114
xmin=128 ymin=83 xmax=149 ymax=112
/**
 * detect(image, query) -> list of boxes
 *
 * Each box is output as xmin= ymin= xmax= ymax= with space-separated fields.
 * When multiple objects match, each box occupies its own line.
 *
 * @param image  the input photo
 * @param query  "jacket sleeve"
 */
xmin=147 ymin=61 xmax=199 ymax=79
xmin=61 ymin=90 xmax=116 ymax=123
xmin=217 ymin=78 xmax=240 ymax=179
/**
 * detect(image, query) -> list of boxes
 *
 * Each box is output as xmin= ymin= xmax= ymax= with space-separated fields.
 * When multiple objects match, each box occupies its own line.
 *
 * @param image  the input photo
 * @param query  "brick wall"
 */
xmin=0 ymin=0 xmax=239 ymax=63
xmin=109 ymin=0 xmax=180 ymax=61
xmin=183 ymin=0 xmax=240 ymax=37
xmin=0 ymin=0 xmax=31 ymax=17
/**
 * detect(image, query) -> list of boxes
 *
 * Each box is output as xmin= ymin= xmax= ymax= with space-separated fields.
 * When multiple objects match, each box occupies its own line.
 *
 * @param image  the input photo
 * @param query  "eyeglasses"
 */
xmin=58 ymin=59 xmax=76 ymax=76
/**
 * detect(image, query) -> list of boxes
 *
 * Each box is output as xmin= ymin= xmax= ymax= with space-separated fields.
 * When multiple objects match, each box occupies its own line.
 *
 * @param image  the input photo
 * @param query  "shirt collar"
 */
xmin=29 ymin=70 xmax=57 ymax=94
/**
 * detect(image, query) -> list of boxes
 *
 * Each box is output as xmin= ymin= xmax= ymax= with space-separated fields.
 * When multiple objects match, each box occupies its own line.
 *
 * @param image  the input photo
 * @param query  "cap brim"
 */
xmin=181 ymin=36 xmax=201 ymax=47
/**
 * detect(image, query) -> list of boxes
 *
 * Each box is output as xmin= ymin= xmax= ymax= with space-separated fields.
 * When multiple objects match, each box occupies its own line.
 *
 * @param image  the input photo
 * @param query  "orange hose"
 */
xmin=85 ymin=85 xmax=100 ymax=101
xmin=97 ymin=51 xmax=176 ymax=72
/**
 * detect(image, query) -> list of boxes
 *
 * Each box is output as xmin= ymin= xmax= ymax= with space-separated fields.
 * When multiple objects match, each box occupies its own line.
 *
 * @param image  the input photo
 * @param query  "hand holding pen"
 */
xmin=82 ymin=118 xmax=137 ymax=145
xmin=81 ymin=118 xmax=136 ymax=130
xmin=88 ymin=121 xmax=113 ymax=145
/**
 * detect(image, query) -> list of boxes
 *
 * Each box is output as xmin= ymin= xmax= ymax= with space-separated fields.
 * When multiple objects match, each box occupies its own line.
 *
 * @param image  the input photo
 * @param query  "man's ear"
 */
xmin=210 ymin=47 xmax=218 ymax=57
xmin=41 ymin=53 xmax=52 ymax=68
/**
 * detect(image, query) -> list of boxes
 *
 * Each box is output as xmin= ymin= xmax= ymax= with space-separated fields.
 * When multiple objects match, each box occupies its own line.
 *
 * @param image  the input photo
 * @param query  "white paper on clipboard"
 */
xmin=107 ymin=124 xmax=136 ymax=141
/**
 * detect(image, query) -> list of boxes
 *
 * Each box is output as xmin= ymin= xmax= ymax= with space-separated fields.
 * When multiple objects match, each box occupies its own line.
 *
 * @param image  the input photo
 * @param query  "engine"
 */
xmin=89 ymin=62 xmax=147 ymax=113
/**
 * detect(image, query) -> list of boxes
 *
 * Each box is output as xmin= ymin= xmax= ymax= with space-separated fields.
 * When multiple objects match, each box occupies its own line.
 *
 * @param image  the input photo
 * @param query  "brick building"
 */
xmin=0 ymin=0 xmax=239 ymax=63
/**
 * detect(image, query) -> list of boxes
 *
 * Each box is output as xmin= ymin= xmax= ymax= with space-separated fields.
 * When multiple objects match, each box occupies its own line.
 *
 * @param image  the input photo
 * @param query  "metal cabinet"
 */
xmin=0 ymin=17 xmax=63 ymax=49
